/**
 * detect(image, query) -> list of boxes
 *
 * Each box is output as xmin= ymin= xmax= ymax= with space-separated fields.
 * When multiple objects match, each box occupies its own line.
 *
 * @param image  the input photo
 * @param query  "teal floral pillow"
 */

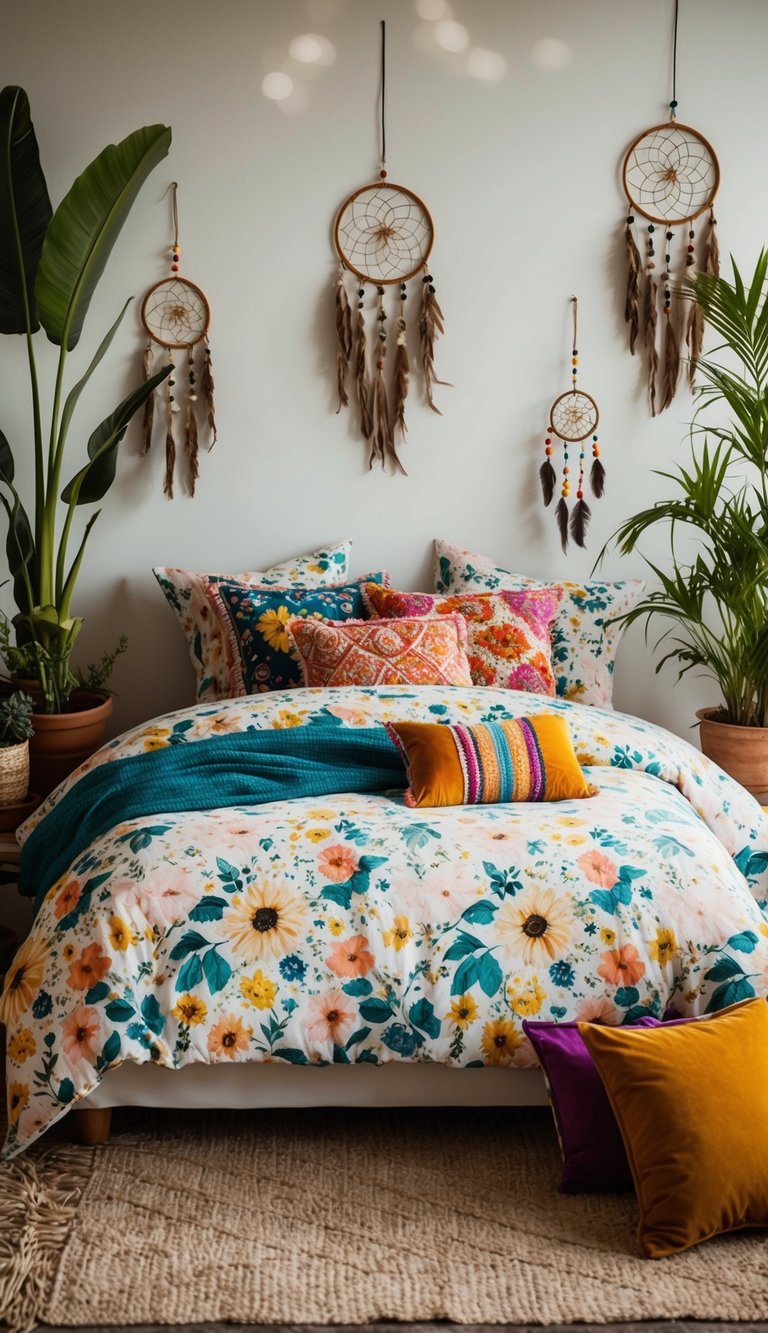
xmin=433 ymin=538 xmax=644 ymax=709
xmin=207 ymin=573 xmax=389 ymax=695
xmin=154 ymin=541 xmax=352 ymax=702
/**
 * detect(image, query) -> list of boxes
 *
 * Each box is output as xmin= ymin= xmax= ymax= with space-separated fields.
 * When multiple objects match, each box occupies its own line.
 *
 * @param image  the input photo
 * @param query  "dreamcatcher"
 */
xmin=621 ymin=0 xmax=720 ymax=414
xmin=333 ymin=21 xmax=447 ymax=473
xmin=539 ymin=298 xmax=604 ymax=552
xmin=140 ymin=183 xmax=217 ymax=497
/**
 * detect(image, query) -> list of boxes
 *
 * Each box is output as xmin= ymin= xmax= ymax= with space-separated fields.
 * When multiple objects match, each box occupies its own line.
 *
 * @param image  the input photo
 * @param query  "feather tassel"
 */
xmin=164 ymin=423 xmax=176 ymax=499
xmin=555 ymin=496 xmax=569 ymax=553
xmin=392 ymin=317 xmax=409 ymax=439
xmin=539 ymin=458 xmax=557 ymax=507
xmin=707 ymin=209 xmax=720 ymax=278
xmin=590 ymin=457 xmax=606 ymax=498
xmin=201 ymin=337 xmax=217 ymax=448
xmin=141 ymin=342 xmax=155 ymax=454
xmin=335 ymin=268 xmax=352 ymax=411
xmin=686 ymin=299 xmax=704 ymax=388
xmin=352 ymin=305 xmax=373 ymax=443
xmin=569 ymin=497 xmax=591 ymax=549
xmin=643 ymin=274 xmax=659 ymax=415
xmin=625 ymin=221 xmax=642 ymax=355
xmin=659 ymin=314 xmax=680 ymax=412
xmin=370 ymin=370 xmax=406 ymax=475
xmin=419 ymin=277 xmax=449 ymax=413
xmin=185 ymin=393 xmax=199 ymax=497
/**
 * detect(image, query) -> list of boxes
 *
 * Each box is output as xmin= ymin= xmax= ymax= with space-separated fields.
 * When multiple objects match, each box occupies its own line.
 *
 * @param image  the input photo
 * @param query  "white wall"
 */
xmin=1 ymin=0 xmax=766 ymax=740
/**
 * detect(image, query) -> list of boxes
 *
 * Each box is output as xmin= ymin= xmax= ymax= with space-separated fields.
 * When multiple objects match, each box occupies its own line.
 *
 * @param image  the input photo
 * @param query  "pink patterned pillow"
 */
xmin=285 ymin=614 xmax=473 ymax=688
xmin=362 ymin=585 xmax=562 ymax=695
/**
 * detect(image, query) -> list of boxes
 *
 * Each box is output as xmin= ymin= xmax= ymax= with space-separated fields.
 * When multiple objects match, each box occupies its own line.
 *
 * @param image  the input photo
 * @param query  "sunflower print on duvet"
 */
xmin=3 ymin=684 xmax=768 ymax=1157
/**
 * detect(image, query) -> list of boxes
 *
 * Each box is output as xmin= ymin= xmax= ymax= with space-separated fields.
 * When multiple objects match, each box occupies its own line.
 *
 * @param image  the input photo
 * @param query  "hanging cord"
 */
xmin=670 ymin=0 xmax=679 ymax=118
xmin=571 ymin=295 xmax=578 ymax=356
xmin=379 ymin=19 xmax=387 ymax=176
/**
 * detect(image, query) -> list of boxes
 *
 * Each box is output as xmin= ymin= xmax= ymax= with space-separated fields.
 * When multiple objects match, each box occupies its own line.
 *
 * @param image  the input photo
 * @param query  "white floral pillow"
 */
xmin=155 ymin=540 xmax=352 ymax=702
xmin=433 ymin=538 xmax=644 ymax=709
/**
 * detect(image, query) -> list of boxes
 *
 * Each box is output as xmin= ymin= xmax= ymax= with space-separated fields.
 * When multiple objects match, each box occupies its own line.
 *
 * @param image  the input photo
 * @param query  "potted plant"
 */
xmin=602 ymin=252 xmax=768 ymax=798
xmin=0 ymin=689 xmax=33 ymax=805
xmin=0 ymin=87 xmax=171 ymax=792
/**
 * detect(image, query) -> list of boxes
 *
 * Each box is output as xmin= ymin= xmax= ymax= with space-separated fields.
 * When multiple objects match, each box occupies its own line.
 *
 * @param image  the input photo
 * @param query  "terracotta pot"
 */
xmin=697 ymin=707 xmax=768 ymax=801
xmin=29 ymin=691 xmax=113 ymax=796
xmin=0 ymin=790 xmax=41 ymax=833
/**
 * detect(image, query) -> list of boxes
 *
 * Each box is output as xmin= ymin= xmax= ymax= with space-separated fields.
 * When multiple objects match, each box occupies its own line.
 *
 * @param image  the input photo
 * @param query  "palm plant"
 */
xmin=601 ymin=251 xmax=768 ymax=728
xmin=0 ymin=87 xmax=171 ymax=711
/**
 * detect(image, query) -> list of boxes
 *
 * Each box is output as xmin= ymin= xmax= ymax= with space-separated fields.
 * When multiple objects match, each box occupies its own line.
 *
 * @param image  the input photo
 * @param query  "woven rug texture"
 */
xmin=3 ymin=1105 xmax=768 ymax=1327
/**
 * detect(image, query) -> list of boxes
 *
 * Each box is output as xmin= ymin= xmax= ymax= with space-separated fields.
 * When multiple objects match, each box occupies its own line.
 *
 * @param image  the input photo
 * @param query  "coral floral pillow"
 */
xmin=286 ymin=614 xmax=473 ymax=688
xmin=363 ymin=584 xmax=562 ymax=695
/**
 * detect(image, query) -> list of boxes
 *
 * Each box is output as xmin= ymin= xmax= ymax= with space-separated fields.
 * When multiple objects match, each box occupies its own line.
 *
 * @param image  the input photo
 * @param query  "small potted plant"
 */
xmin=0 ymin=689 xmax=34 ymax=810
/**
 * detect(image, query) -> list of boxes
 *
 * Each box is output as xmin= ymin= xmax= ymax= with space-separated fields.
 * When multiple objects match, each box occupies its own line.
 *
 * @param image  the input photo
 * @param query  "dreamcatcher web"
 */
xmin=550 ymin=391 xmax=598 ymax=443
xmin=142 ymin=277 xmax=210 ymax=348
xmin=624 ymin=124 xmax=718 ymax=224
xmin=336 ymin=183 xmax=433 ymax=282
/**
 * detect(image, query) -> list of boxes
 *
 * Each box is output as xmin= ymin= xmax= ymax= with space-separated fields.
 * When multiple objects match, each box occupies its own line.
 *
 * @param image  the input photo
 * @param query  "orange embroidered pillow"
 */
xmin=363 ymin=584 xmax=562 ymax=694
xmin=285 ymin=614 xmax=473 ymax=688
xmin=580 ymin=999 xmax=768 ymax=1258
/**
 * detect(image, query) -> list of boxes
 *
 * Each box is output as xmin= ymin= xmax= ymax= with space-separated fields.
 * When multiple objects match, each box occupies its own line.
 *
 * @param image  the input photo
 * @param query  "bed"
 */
xmin=3 ymin=682 xmax=768 ymax=1159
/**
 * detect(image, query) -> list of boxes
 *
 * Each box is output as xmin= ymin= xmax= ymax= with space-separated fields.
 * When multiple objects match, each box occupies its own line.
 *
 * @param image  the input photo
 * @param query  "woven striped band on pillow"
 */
xmin=386 ymin=714 xmax=596 ymax=808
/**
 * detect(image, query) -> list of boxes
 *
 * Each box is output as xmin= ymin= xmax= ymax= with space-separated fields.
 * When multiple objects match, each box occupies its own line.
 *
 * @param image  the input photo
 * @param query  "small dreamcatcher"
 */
xmin=621 ymin=0 xmax=720 ymax=414
xmin=140 ymin=183 xmax=217 ymax=497
xmin=540 ymin=298 xmax=604 ymax=552
xmin=333 ymin=21 xmax=447 ymax=473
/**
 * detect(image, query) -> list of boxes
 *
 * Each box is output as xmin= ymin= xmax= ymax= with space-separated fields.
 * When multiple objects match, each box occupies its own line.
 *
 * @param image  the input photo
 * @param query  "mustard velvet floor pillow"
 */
xmin=580 ymin=999 xmax=768 ymax=1258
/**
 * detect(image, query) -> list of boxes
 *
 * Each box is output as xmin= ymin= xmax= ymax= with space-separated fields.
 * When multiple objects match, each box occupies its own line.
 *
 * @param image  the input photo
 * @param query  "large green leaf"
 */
xmin=61 ymin=362 xmax=171 ymax=504
xmin=36 ymin=123 xmax=171 ymax=350
xmin=0 ymin=489 xmax=34 ymax=615
xmin=0 ymin=86 xmax=52 ymax=333
xmin=0 ymin=424 xmax=13 ymax=484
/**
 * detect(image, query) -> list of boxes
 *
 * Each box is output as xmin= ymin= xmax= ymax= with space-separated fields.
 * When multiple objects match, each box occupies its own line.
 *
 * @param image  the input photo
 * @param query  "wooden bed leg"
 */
xmin=72 ymin=1106 xmax=112 ymax=1145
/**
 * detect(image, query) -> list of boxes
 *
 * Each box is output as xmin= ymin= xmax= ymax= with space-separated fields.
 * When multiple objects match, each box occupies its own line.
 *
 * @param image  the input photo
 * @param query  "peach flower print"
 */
xmin=61 ymin=1004 xmax=101 ymax=1064
xmin=317 ymin=844 xmax=358 ymax=883
xmin=578 ymin=850 xmax=618 ymax=888
xmin=207 ymin=1014 xmax=252 ymax=1060
xmin=305 ymin=991 xmax=356 ymax=1048
xmin=597 ymin=944 xmax=646 ymax=988
xmin=54 ymin=878 xmax=81 ymax=919
xmin=67 ymin=943 xmax=111 ymax=991
xmin=326 ymin=934 xmax=374 ymax=979
xmin=574 ymin=995 xmax=619 ymax=1025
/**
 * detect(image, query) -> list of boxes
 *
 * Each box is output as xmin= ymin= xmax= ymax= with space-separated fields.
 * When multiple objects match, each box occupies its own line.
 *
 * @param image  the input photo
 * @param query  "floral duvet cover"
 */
xmin=3 ymin=684 xmax=768 ymax=1158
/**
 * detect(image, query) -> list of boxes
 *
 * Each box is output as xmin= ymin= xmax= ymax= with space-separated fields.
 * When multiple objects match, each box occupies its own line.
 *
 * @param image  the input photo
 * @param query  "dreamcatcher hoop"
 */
xmin=622 ymin=120 xmax=720 ymax=226
xmin=549 ymin=390 xmax=599 ymax=443
xmin=334 ymin=180 xmax=434 ymax=284
xmin=141 ymin=275 xmax=211 ymax=350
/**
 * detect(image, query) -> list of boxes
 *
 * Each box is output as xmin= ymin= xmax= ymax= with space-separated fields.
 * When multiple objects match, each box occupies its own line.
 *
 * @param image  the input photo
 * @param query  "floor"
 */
xmin=37 ymin=1324 xmax=768 ymax=1332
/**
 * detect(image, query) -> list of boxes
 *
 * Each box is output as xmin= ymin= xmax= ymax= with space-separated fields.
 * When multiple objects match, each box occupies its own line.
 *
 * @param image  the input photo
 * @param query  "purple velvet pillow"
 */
xmin=523 ymin=1016 xmax=659 ymax=1192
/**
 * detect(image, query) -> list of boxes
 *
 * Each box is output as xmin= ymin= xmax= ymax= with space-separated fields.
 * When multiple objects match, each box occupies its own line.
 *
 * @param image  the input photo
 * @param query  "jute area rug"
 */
xmin=2 ymin=1105 xmax=768 ymax=1329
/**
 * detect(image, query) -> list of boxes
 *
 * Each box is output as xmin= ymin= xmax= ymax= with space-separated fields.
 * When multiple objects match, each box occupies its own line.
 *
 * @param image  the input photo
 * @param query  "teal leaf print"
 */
xmin=734 ymin=849 xmax=768 ymax=883
xmin=169 ymin=930 xmax=209 ymax=961
xmin=409 ymin=997 xmax=441 ymax=1039
xmin=342 ymin=977 xmax=373 ymax=997
xmin=482 ymin=862 xmax=523 ymax=899
xmin=727 ymin=930 xmax=759 ymax=954
xmin=653 ymin=834 xmax=695 ymax=858
xmin=57 ymin=1078 xmax=75 ymax=1104
xmin=549 ymin=1005 xmax=567 ymax=1019
xmin=476 ymin=951 xmax=503 ymax=997
xmin=462 ymin=900 xmax=498 ymax=926
xmin=141 ymin=994 xmax=165 ymax=1035
xmin=176 ymin=954 xmax=204 ymax=991
xmin=401 ymin=823 xmax=440 ymax=853
xmin=202 ymin=947 xmax=232 ymax=995
xmin=105 ymin=998 xmax=135 ymax=1023
xmin=705 ymin=977 xmax=756 ymax=1013
xmin=98 ymin=1031 xmax=121 ymax=1070
xmin=357 ymin=1049 xmax=379 ymax=1064
xmin=274 ymin=1048 xmax=309 ymax=1064
xmin=452 ymin=955 xmax=479 ymax=994
xmin=444 ymin=931 xmax=484 ymax=962
xmin=189 ymin=896 xmax=228 ymax=923
xmin=116 ymin=824 xmax=173 ymax=854
xmin=382 ymin=1023 xmax=421 ymax=1056
xmin=615 ymin=986 xmax=639 ymax=1007
xmin=359 ymin=997 xmax=395 ymax=1023
xmin=590 ymin=884 xmax=631 ymax=914
xmin=321 ymin=882 xmax=354 ymax=911
xmin=59 ymin=872 xmax=112 ymax=931
xmin=169 ymin=718 xmax=195 ymax=744
xmin=216 ymin=858 xmax=244 ymax=892
xmin=85 ymin=981 xmax=110 ymax=1004
xmin=622 ymin=1005 xmax=658 ymax=1023
xmin=345 ymin=1026 xmax=372 ymax=1049
xmin=704 ymin=957 xmax=745 ymax=983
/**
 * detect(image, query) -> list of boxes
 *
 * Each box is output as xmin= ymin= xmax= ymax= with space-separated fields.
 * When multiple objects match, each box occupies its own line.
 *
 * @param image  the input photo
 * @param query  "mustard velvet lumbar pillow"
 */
xmin=386 ymin=714 xmax=596 ymax=807
xmin=580 ymin=999 xmax=768 ymax=1259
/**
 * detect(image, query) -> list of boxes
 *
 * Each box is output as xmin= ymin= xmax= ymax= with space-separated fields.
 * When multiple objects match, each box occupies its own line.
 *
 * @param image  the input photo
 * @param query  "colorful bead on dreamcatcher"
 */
xmin=539 ymin=297 xmax=604 ymax=553
xmin=621 ymin=0 xmax=720 ymax=412
xmin=140 ymin=182 xmax=216 ymax=497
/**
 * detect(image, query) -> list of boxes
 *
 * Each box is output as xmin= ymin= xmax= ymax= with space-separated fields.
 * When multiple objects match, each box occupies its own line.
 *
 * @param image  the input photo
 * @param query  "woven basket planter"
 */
xmin=0 ymin=739 xmax=30 ymax=806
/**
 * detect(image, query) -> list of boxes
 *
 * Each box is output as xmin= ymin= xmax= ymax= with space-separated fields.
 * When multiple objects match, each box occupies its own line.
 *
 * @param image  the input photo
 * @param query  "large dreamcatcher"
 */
xmin=333 ymin=21 xmax=447 ymax=473
xmin=140 ymin=183 xmax=217 ymax=497
xmin=540 ymin=298 xmax=604 ymax=552
xmin=622 ymin=0 xmax=719 ymax=414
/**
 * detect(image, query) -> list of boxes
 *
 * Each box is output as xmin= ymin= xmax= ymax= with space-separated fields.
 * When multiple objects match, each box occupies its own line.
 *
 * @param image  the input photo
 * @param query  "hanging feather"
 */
xmin=685 ymin=298 xmax=704 ymax=388
xmin=201 ymin=336 xmax=217 ymax=448
xmin=335 ymin=268 xmax=352 ymax=411
xmin=569 ymin=498 xmax=591 ymax=549
xmin=643 ymin=275 xmax=659 ymax=415
xmin=164 ymin=364 xmax=179 ymax=498
xmin=185 ymin=350 xmax=199 ymax=497
xmin=659 ymin=315 xmax=680 ymax=412
xmin=141 ymin=342 xmax=155 ymax=454
xmin=392 ymin=315 xmax=409 ymax=439
xmin=707 ymin=209 xmax=720 ymax=277
xmin=370 ymin=370 xmax=405 ymax=475
xmin=590 ymin=456 xmax=606 ymax=498
xmin=555 ymin=497 xmax=569 ymax=553
xmin=419 ymin=274 xmax=448 ymax=413
xmin=352 ymin=303 xmax=373 ymax=442
xmin=539 ymin=458 xmax=556 ymax=507
xmin=624 ymin=220 xmax=641 ymax=354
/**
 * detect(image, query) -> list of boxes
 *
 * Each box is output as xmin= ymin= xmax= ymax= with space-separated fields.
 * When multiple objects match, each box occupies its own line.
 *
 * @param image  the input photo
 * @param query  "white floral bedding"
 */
xmin=3 ymin=684 xmax=768 ymax=1158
